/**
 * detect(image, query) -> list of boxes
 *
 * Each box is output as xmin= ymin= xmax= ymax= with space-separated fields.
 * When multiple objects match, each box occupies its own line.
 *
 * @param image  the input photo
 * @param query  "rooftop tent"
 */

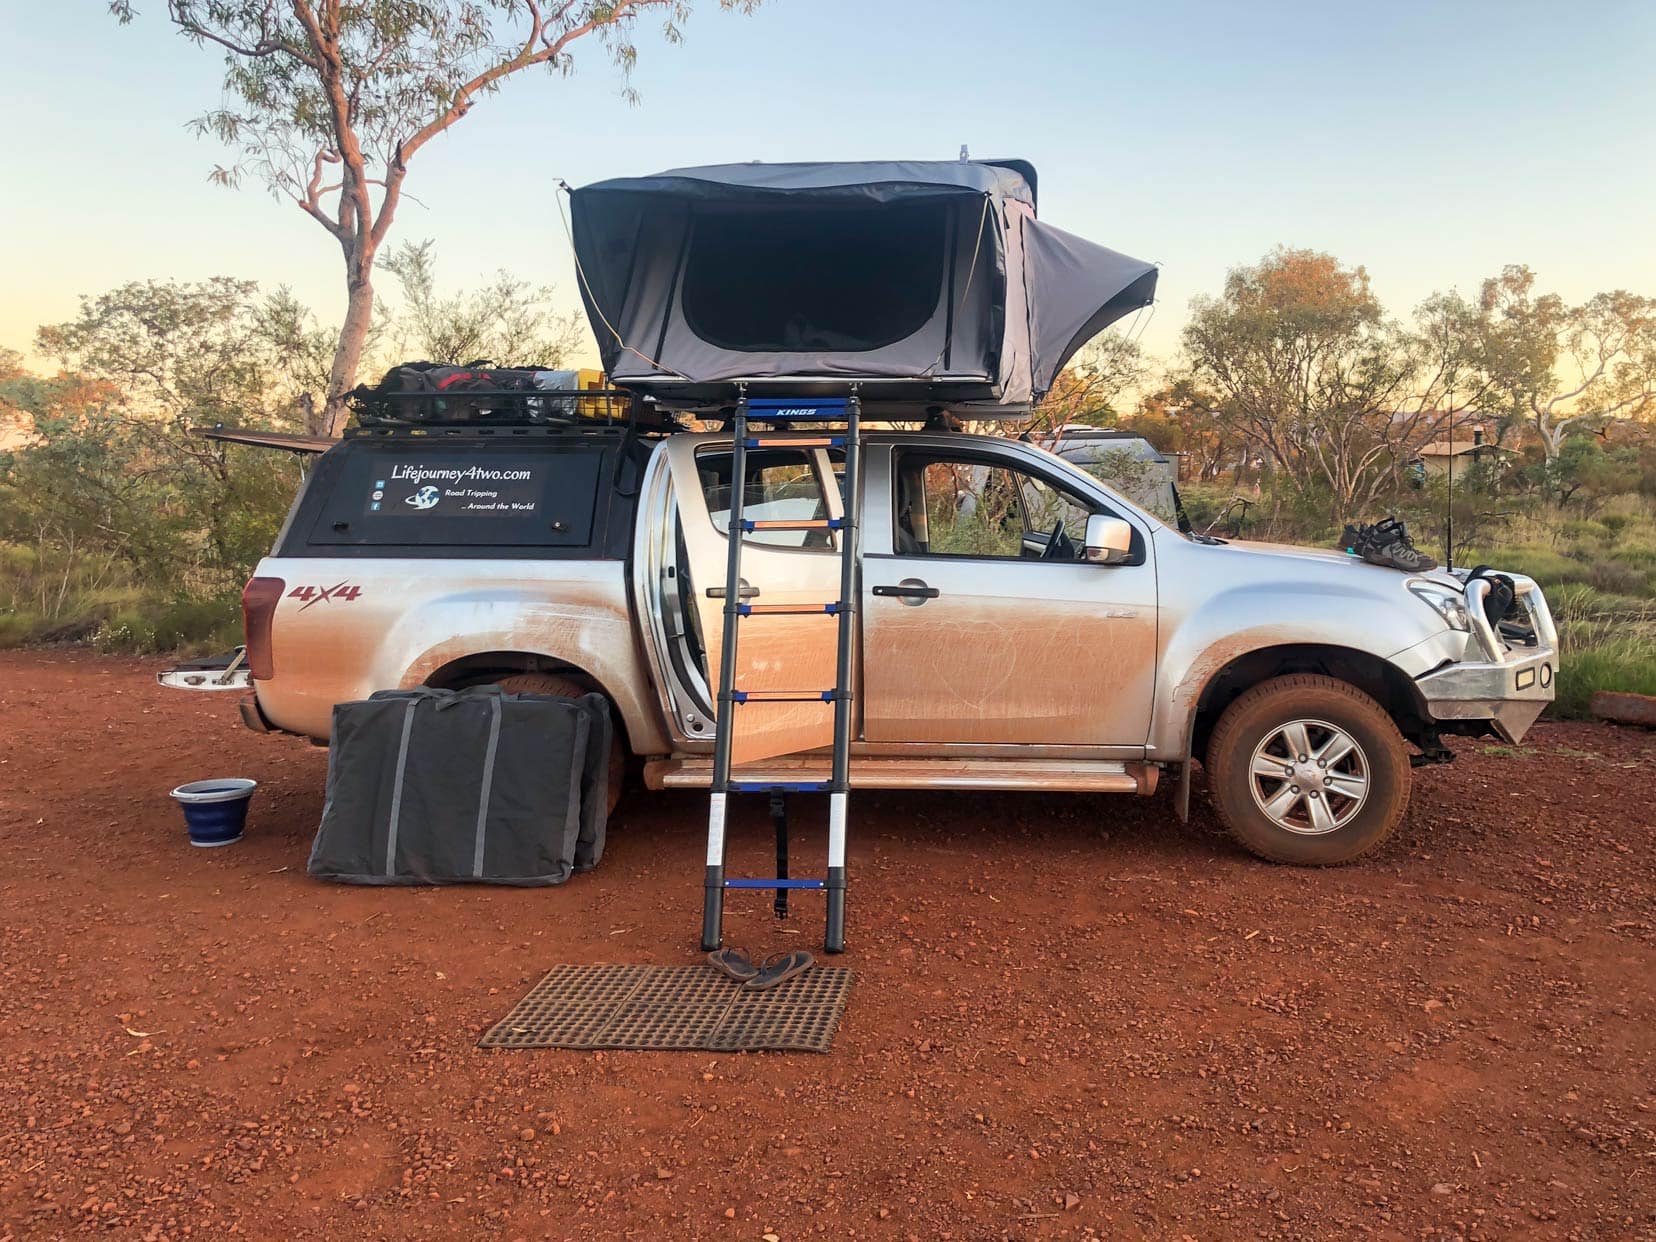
xmin=568 ymin=160 xmax=1157 ymax=411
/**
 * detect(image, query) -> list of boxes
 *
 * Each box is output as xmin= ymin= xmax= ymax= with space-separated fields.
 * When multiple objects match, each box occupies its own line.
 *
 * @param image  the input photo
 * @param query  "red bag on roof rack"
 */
xmin=351 ymin=361 xmax=584 ymax=426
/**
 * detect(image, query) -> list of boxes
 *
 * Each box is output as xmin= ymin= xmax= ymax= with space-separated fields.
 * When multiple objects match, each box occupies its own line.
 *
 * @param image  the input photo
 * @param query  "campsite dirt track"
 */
xmin=0 ymin=650 xmax=1652 ymax=1241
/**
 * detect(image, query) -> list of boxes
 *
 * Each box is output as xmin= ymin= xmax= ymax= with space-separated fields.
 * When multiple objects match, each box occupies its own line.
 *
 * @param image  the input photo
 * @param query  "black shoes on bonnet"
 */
xmin=1341 ymin=517 xmax=1438 ymax=572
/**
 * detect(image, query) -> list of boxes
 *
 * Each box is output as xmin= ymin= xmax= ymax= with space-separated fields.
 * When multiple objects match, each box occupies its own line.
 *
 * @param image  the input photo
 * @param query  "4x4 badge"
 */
xmin=288 ymin=581 xmax=362 ymax=611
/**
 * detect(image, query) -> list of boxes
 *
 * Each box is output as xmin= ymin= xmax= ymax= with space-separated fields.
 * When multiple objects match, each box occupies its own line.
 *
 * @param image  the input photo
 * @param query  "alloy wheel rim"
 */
xmin=1247 ymin=718 xmax=1370 ymax=836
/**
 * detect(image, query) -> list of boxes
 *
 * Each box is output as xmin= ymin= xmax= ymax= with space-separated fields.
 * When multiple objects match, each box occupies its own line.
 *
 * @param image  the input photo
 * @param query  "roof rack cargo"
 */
xmin=347 ymin=384 xmax=688 ymax=434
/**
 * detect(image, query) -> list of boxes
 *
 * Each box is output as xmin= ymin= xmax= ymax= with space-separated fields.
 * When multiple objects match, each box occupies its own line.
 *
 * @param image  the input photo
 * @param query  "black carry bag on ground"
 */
xmin=307 ymin=685 xmax=610 ymax=886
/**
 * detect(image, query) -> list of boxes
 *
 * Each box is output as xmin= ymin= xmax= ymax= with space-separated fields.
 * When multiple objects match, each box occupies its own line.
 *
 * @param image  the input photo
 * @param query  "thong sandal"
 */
xmin=745 ymin=949 xmax=815 ymax=991
xmin=706 ymin=947 xmax=759 ymax=982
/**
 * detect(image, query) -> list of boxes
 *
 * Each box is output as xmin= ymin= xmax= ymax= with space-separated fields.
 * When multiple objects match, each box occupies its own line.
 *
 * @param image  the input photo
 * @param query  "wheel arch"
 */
xmin=1187 ymin=643 xmax=1432 ymax=768
xmin=418 ymin=650 xmax=643 ymax=756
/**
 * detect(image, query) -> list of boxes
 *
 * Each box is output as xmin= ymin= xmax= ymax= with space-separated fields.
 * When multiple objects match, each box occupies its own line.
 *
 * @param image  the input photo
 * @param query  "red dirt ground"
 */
xmin=0 ymin=649 xmax=1652 ymax=1241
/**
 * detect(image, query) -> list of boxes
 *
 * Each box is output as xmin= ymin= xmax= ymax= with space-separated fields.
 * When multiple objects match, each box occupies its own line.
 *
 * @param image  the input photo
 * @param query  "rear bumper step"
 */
xmin=156 ymin=647 xmax=252 ymax=692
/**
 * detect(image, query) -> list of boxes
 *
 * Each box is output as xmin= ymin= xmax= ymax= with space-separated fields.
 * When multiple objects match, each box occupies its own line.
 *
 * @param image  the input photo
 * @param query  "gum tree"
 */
xmin=1476 ymin=265 xmax=1656 ymax=463
xmin=1182 ymin=247 xmax=1492 ymax=523
xmin=110 ymin=1 xmax=758 ymax=436
xmin=382 ymin=239 xmax=585 ymax=367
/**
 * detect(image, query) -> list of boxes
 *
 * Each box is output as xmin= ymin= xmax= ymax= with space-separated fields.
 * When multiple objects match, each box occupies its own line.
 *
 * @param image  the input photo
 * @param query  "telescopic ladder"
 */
xmin=701 ymin=389 xmax=862 ymax=955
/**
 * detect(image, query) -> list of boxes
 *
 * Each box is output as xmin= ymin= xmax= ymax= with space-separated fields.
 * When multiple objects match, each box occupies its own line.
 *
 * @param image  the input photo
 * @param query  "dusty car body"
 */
xmin=231 ymin=424 xmax=1557 ymax=864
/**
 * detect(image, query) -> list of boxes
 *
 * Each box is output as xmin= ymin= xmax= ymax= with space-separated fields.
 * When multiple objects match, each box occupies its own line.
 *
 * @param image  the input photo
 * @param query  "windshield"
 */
xmin=1045 ymin=445 xmax=1178 ymax=525
xmin=1017 ymin=439 xmax=1168 ymax=533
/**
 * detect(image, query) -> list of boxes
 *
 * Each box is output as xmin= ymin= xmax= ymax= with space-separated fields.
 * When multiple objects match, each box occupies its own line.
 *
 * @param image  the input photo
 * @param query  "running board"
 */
xmin=650 ymin=756 xmax=1158 ymax=795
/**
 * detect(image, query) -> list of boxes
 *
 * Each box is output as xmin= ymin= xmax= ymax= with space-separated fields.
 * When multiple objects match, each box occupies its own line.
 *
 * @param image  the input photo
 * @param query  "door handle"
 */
xmin=872 ymin=579 xmax=940 ymax=605
xmin=706 ymin=581 xmax=759 ymax=600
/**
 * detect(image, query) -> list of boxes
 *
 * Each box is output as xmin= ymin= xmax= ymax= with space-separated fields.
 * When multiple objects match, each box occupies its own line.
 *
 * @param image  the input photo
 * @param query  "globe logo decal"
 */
xmin=405 ymin=485 xmax=441 ymax=510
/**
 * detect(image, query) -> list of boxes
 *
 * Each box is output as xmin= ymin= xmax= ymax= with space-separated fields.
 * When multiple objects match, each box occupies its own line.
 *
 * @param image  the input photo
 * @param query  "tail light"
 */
xmin=242 ymin=576 xmax=285 ymax=680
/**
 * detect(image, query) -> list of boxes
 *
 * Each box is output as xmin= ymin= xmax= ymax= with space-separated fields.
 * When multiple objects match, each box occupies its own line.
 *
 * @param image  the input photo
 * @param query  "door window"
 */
xmin=697 ymin=448 xmax=837 ymax=549
xmin=894 ymin=455 xmax=1098 ymax=560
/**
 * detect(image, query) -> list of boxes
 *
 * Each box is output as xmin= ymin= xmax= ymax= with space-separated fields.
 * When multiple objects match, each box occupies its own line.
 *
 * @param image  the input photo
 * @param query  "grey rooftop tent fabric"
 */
xmin=569 ymin=160 xmax=1156 ymax=410
xmin=307 ymin=686 xmax=610 ymax=886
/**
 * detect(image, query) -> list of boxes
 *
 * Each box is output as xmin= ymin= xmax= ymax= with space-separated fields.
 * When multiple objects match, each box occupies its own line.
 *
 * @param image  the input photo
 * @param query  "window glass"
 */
xmin=896 ymin=456 xmax=1098 ymax=561
xmin=698 ymin=449 xmax=835 ymax=549
xmin=307 ymin=445 xmax=600 ymax=549
xmin=681 ymin=201 xmax=948 ymax=353
xmin=1019 ymin=473 xmax=1097 ymax=542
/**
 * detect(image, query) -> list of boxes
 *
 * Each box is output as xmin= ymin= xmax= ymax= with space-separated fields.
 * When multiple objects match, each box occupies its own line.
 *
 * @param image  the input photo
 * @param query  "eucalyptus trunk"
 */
xmin=322 ymin=264 xmax=375 ymax=438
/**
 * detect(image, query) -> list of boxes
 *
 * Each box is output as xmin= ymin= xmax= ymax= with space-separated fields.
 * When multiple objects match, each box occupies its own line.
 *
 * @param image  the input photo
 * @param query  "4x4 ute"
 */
xmin=216 ymin=420 xmax=1557 ymax=865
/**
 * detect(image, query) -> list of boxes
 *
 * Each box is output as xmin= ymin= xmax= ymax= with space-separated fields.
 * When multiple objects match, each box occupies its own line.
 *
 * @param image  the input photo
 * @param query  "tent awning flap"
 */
xmin=1023 ymin=220 xmax=1158 ymax=395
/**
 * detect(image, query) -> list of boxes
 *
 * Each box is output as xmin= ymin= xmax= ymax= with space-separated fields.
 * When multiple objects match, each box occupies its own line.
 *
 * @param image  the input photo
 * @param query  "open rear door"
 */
xmin=662 ymin=435 xmax=846 ymax=766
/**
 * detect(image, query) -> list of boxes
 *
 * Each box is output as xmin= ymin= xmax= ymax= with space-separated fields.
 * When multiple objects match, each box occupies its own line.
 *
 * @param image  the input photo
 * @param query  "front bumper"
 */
xmin=1415 ymin=573 xmax=1558 ymax=744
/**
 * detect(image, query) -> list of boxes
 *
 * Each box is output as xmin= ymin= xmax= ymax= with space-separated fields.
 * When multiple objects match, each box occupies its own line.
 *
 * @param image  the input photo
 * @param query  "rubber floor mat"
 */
xmin=479 ymin=964 xmax=854 ymax=1053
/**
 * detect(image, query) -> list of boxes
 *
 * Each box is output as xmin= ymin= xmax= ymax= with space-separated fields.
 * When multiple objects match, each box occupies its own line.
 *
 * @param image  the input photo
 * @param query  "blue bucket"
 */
xmin=170 ymin=778 xmax=257 ymax=848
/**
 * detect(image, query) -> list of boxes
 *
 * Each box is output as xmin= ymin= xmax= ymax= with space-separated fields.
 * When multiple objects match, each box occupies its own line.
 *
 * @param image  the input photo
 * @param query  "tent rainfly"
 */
xmin=568 ymin=160 xmax=1157 ymax=411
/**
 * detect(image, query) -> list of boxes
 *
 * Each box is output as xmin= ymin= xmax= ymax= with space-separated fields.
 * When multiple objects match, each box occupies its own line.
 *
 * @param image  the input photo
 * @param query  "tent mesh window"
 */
xmin=680 ymin=201 xmax=949 ymax=354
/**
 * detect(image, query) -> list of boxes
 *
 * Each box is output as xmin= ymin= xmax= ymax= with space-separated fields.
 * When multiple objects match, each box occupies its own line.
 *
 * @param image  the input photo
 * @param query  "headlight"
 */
xmin=1408 ymin=581 xmax=1470 ymax=631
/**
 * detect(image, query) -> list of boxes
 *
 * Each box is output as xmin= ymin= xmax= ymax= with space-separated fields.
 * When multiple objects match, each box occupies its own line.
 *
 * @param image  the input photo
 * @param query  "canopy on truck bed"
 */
xmin=569 ymin=160 xmax=1157 ymax=412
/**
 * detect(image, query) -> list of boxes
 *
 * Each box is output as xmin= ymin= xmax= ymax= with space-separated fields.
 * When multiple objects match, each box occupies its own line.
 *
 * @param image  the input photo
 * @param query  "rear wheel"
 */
xmin=1206 ymin=674 xmax=1409 ymax=865
xmin=493 ymin=672 xmax=625 ymax=817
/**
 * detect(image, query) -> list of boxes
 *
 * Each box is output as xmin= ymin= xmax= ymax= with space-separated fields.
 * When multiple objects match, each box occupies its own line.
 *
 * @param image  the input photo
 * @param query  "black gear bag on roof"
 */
xmin=307 ymin=685 xmax=610 ymax=886
xmin=351 ymin=361 xmax=568 ymax=426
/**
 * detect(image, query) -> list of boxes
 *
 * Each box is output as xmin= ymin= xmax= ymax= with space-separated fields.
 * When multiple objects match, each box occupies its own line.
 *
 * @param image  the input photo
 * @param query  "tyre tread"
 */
xmin=1206 ymin=674 xmax=1408 ymax=866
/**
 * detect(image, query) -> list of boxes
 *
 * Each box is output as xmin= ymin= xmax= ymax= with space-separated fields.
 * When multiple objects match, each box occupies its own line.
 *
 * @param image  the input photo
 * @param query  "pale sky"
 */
xmin=3 ymin=1 xmax=1653 ymax=375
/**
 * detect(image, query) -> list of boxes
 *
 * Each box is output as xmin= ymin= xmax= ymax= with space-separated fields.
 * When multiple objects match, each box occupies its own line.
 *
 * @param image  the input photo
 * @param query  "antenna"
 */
xmin=1444 ymin=381 xmax=1455 ymax=570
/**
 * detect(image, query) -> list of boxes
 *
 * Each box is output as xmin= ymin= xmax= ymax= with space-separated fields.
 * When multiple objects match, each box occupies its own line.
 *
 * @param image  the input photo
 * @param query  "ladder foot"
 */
xmin=700 ymin=865 xmax=725 ymax=952
xmin=824 ymin=866 xmax=847 ymax=954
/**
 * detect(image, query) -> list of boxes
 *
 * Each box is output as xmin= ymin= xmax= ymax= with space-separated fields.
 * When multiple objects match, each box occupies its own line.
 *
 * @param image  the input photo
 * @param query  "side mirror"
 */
xmin=1084 ymin=514 xmax=1133 ymax=565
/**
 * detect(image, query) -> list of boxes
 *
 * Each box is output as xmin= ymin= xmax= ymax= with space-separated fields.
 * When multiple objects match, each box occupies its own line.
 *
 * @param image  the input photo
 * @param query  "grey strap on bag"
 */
xmin=471 ymin=694 xmax=503 ymax=878
xmin=383 ymin=699 xmax=419 ymax=877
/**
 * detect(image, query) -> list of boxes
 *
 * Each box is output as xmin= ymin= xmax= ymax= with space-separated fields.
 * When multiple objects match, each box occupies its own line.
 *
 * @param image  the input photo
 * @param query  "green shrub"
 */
xmin=0 ymin=612 xmax=37 ymax=645
xmin=1551 ymin=637 xmax=1656 ymax=718
xmin=90 ymin=594 xmax=240 ymax=655
xmin=1547 ymin=583 xmax=1624 ymax=623
xmin=1611 ymin=535 xmax=1656 ymax=568
xmin=0 ymin=542 xmax=38 ymax=575
xmin=92 ymin=611 xmax=158 ymax=654
xmin=1560 ymin=518 xmax=1610 ymax=544
xmin=1583 ymin=558 xmax=1648 ymax=596
xmin=1493 ymin=545 xmax=1586 ymax=588
xmin=150 ymin=595 xmax=242 ymax=652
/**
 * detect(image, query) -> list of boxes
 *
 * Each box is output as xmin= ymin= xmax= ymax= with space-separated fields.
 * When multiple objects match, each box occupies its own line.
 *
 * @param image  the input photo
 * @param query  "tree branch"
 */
xmin=395 ymin=1 xmax=655 ymax=169
xmin=165 ymin=0 xmax=320 ymax=69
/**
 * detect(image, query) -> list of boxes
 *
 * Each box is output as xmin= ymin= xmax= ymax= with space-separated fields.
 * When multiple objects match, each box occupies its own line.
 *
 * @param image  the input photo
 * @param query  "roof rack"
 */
xmin=348 ymin=386 xmax=686 ymax=435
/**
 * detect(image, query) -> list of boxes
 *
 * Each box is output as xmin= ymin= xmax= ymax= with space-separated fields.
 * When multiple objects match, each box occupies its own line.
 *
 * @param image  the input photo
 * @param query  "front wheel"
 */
xmin=1206 ymin=674 xmax=1410 ymax=865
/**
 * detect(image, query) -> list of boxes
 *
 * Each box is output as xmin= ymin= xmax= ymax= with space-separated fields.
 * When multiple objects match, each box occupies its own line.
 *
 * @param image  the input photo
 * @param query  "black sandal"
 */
xmin=706 ymin=947 xmax=759 ymax=982
xmin=745 ymin=949 xmax=814 ymax=991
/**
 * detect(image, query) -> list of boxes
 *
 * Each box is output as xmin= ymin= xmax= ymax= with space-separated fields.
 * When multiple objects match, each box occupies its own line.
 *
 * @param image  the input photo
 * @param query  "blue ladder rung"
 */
xmin=737 ymin=602 xmax=840 ymax=616
xmin=728 ymin=690 xmax=836 ymax=703
xmin=729 ymin=780 xmax=831 ymax=793
xmin=724 ymin=878 xmax=825 ymax=890
xmin=739 ymin=517 xmax=844 ymax=531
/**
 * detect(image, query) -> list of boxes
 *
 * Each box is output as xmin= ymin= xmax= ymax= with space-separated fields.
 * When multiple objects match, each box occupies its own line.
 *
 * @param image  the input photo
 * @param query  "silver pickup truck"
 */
xmin=224 ymin=422 xmax=1557 ymax=866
